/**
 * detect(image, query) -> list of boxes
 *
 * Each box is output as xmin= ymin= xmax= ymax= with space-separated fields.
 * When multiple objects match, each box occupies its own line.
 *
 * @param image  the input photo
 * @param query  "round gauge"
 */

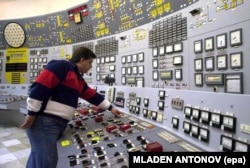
xmin=195 ymin=59 xmax=202 ymax=71
xmin=231 ymin=53 xmax=242 ymax=67
xmin=195 ymin=74 xmax=202 ymax=86
xmin=3 ymin=22 xmax=26 ymax=48
xmin=217 ymin=55 xmax=226 ymax=69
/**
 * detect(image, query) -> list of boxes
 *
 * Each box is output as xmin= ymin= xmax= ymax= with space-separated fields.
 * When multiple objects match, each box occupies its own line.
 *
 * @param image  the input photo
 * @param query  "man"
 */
xmin=21 ymin=46 xmax=123 ymax=168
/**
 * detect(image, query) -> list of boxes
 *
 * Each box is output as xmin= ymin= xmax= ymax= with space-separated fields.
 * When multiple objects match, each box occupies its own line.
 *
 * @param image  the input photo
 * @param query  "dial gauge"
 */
xmin=217 ymin=54 xmax=227 ymax=70
xmin=230 ymin=52 xmax=242 ymax=69
xmin=194 ymin=40 xmax=202 ymax=53
xmin=230 ymin=28 xmax=242 ymax=46
xmin=194 ymin=58 xmax=203 ymax=71
xmin=205 ymin=37 xmax=214 ymax=51
xmin=195 ymin=73 xmax=203 ymax=86
xmin=216 ymin=33 xmax=227 ymax=49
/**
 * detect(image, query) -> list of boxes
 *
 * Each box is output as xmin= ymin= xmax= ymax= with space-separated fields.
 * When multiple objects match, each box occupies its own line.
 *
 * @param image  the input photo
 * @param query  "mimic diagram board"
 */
xmin=0 ymin=0 xmax=198 ymax=49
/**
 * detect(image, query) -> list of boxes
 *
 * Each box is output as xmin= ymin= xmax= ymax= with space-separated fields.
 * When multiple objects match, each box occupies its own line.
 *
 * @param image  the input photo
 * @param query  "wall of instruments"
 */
xmin=0 ymin=0 xmax=250 ymax=153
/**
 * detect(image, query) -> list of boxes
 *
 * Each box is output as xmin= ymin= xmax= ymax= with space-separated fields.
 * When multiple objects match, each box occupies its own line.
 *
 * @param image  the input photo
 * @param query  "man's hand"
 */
xmin=20 ymin=115 xmax=36 ymax=129
xmin=111 ymin=107 xmax=123 ymax=117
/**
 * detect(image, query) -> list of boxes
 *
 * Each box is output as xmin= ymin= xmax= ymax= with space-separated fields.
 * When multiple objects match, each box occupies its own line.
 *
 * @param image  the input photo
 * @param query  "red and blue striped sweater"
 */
xmin=27 ymin=59 xmax=111 ymax=120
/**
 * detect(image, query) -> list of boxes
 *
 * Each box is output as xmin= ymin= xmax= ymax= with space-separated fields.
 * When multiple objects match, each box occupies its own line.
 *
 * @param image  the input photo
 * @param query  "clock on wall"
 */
xmin=3 ymin=22 xmax=26 ymax=48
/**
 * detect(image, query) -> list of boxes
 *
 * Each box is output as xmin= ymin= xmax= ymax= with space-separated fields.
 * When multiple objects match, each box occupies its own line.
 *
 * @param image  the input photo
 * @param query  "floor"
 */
xmin=0 ymin=124 xmax=30 ymax=168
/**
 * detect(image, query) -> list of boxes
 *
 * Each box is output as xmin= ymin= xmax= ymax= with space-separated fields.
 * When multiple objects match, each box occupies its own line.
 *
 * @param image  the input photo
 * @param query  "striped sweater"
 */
xmin=27 ymin=59 xmax=111 ymax=120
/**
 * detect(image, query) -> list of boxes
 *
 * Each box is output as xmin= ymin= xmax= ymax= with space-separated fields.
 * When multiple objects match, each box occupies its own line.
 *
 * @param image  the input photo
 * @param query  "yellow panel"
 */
xmin=56 ymin=15 xmax=62 ymax=27
xmin=155 ymin=0 xmax=163 ymax=7
xmin=150 ymin=9 xmax=157 ymax=19
xmin=109 ymin=0 xmax=114 ymax=10
xmin=105 ymin=28 xmax=110 ymax=34
xmin=93 ymin=1 xmax=102 ymax=9
xmin=101 ymin=29 xmax=105 ymax=36
xmin=60 ymin=140 xmax=70 ymax=147
xmin=6 ymin=48 xmax=28 ymax=63
xmin=157 ymin=6 xmax=164 ymax=16
xmin=163 ymin=2 xmax=171 ymax=12
xmin=5 ymin=72 xmax=27 ymax=84
xmin=95 ymin=10 xmax=103 ymax=19
xmin=98 ymin=22 xmax=106 ymax=29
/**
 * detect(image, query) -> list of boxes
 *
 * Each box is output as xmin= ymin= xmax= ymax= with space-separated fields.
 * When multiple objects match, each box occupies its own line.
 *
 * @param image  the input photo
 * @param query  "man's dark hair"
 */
xmin=70 ymin=47 xmax=97 ymax=63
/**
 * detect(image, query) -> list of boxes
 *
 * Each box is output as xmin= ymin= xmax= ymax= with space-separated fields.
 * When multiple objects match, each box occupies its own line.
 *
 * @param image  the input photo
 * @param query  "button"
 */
xmin=114 ymin=152 xmax=120 ymax=157
xmin=107 ymin=143 xmax=115 ymax=148
xmin=100 ymin=162 xmax=108 ymax=167
xmin=117 ymin=158 xmax=124 ymax=163
xmin=93 ymin=146 xmax=102 ymax=151
xmin=126 ymin=143 xmax=133 ymax=149
xmin=81 ymin=149 xmax=88 ymax=154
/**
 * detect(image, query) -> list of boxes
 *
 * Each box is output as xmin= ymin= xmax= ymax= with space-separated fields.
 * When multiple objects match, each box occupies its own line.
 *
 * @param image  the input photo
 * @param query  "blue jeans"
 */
xmin=26 ymin=114 xmax=68 ymax=168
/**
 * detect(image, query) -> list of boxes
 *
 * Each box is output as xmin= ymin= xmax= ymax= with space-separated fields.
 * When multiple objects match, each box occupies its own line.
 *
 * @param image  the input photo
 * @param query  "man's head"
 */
xmin=70 ymin=47 xmax=97 ymax=74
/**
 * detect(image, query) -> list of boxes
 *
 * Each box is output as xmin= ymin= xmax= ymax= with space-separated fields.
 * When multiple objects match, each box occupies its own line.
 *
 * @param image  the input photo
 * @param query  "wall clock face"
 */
xmin=3 ymin=22 xmax=26 ymax=48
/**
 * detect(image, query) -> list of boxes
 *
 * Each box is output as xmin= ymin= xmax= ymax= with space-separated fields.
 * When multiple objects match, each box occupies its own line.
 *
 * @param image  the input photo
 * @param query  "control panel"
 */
xmin=0 ymin=0 xmax=249 ymax=161
xmin=56 ymin=102 xmax=203 ymax=168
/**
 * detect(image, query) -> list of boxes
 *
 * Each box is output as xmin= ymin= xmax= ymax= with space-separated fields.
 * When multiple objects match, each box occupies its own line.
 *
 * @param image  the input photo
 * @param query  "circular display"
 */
xmin=3 ymin=22 xmax=26 ymax=48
